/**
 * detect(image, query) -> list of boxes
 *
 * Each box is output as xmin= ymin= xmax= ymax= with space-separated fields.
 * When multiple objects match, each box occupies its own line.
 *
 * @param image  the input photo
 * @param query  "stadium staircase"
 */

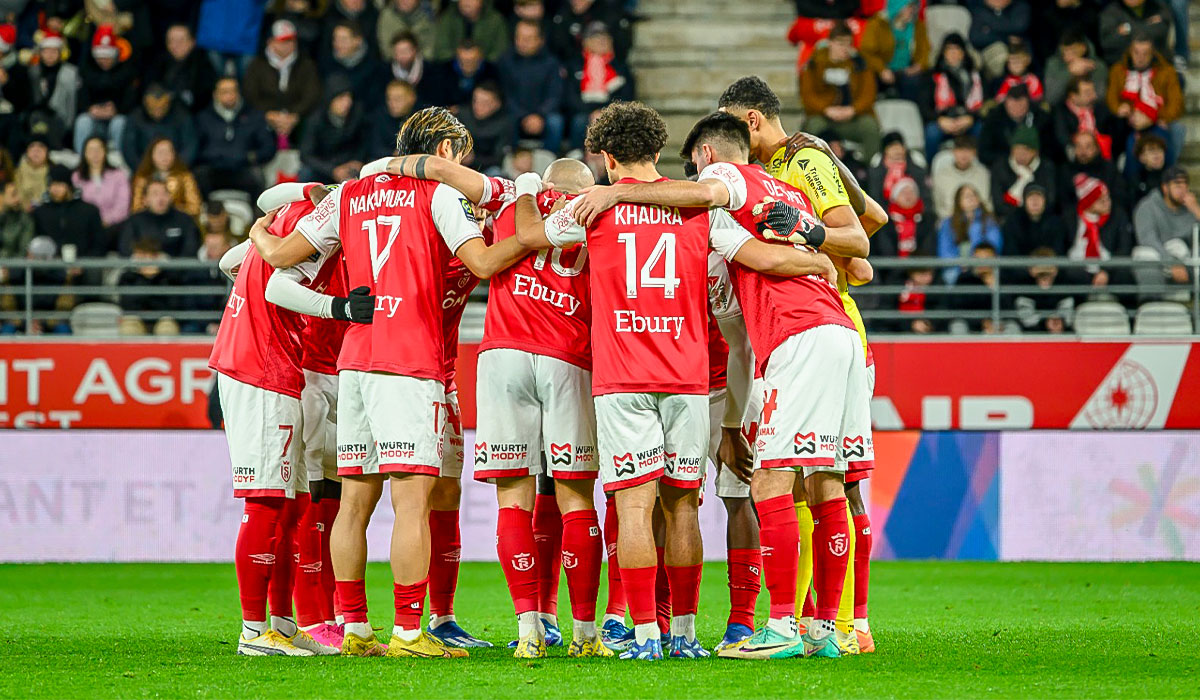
xmin=630 ymin=0 xmax=798 ymax=176
xmin=633 ymin=0 xmax=1200 ymax=180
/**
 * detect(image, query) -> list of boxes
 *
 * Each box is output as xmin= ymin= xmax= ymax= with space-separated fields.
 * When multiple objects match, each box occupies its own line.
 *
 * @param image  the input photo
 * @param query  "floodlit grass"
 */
xmin=1 ymin=561 xmax=1197 ymax=699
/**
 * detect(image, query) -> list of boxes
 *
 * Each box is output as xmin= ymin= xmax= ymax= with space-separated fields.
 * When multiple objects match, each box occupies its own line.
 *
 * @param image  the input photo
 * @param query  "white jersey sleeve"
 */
xmin=707 ymin=252 xmax=741 ymax=320
xmin=265 ymin=266 xmax=335 ymax=319
xmin=707 ymin=208 xmax=753 ymax=261
xmin=296 ymin=189 xmax=341 ymax=258
xmin=431 ymin=183 xmax=485 ymax=254
xmin=544 ymin=198 xmax=586 ymax=247
xmin=698 ymin=162 xmax=748 ymax=211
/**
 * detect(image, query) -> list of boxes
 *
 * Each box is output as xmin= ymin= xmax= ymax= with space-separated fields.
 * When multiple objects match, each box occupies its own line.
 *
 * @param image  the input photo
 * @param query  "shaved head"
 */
xmin=542 ymin=158 xmax=595 ymax=194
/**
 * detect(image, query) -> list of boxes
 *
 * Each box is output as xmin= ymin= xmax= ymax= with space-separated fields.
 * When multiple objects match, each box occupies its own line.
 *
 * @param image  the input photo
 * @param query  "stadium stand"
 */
xmin=0 ymin=0 xmax=1198 ymax=338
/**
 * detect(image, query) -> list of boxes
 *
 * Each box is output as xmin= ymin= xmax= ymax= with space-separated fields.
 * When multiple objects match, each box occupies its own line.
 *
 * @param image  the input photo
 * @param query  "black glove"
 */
xmin=309 ymin=479 xmax=324 ymax=504
xmin=331 ymin=286 xmax=375 ymax=324
xmin=752 ymin=199 xmax=827 ymax=249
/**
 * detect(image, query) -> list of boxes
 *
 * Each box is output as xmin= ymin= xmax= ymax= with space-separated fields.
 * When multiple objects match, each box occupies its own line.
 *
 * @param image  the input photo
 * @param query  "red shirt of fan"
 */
xmin=296 ymin=173 xmax=483 ymax=380
xmin=700 ymin=161 xmax=855 ymax=376
xmin=299 ymin=248 xmax=348 ymax=376
xmin=209 ymin=199 xmax=335 ymax=398
xmin=547 ymin=178 xmax=712 ymax=396
xmin=479 ymin=190 xmax=592 ymax=370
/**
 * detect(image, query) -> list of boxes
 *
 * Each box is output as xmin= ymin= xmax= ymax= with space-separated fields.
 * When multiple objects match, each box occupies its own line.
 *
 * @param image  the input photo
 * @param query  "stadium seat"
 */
xmin=1133 ymin=301 xmax=1194 ymax=335
xmin=1074 ymin=301 xmax=1131 ymax=336
xmin=873 ymin=99 xmax=925 ymax=154
xmin=924 ymin=5 xmax=971 ymax=56
xmin=209 ymin=190 xmax=255 ymax=238
xmin=70 ymin=302 xmax=123 ymax=337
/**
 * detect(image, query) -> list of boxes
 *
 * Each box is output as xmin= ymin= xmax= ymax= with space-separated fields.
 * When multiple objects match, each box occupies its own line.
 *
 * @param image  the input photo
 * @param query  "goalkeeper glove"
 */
xmin=751 ymin=198 xmax=827 ymax=249
xmin=331 ymin=286 xmax=376 ymax=324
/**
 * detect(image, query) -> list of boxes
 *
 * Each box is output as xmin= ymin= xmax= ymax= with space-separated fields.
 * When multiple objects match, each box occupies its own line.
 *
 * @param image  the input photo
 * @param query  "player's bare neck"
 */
xmin=612 ymin=162 xmax=661 ymax=183
xmin=757 ymin=121 xmax=789 ymax=164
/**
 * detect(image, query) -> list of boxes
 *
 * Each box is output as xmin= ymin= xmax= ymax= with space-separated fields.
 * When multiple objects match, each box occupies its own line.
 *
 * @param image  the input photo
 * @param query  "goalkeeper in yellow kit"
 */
xmin=719 ymin=75 xmax=885 ymax=655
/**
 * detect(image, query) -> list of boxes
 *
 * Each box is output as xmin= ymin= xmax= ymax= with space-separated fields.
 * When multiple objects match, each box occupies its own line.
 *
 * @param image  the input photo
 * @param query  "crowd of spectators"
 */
xmin=0 ymin=0 xmax=1197 ymax=336
xmin=790 ymin=0 xmax=1199 ymax=334
xmin=0 ymin=0 xmax=635 ymax=333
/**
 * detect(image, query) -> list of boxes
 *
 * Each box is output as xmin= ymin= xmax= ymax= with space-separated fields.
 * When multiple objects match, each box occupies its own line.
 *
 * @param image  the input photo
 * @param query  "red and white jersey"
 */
xmin=299 ymin=248 xmax=348 ymax=376
xmin=480 ymin=190 xmax=591 ymax=370
xmin=701 ymin=161 xmax=855 ymax=376
xmin=546 ymin=177 xmax=752 ymax=396
xmin=441 ymin=227 xmax=490 ymax=391
xmin=296 ymin=173 xmax=482 ymax=380
xmin=707 ymin=252 xmax=740 ymax=392
xmin=210 ymin=199 xmax=340 ymax=398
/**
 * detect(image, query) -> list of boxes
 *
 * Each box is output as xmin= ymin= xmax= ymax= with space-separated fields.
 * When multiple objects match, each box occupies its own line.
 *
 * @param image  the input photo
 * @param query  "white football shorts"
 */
xmin=596 ymin=392 xmax=707 ymax=493
xmin=300 ymin=369 xmax=339 ymax=483
xmin=752 ymin=324 xmax=871 ymax=479
xmin=473 ymin=348 xmax=597 ymax=482
xmin=708 ymin=387 xmax=751 ymax=499
xmin=439 ymin=389 xmax=465 ymax=479
xmin=335 ymin=370 xmax=443 ymax=477
xmin=218 ymin=372 xmax=306 ymax=498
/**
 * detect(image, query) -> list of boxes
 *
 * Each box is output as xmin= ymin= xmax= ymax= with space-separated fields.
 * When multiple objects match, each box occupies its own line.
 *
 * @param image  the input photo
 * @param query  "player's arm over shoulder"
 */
xmin=432 ymin=183 xmax=528 ymax=279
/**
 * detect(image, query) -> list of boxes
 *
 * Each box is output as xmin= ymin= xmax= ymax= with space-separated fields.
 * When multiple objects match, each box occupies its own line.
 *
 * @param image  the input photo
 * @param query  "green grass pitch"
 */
xmin=1 ymin=561 xmax=1197 ymax=699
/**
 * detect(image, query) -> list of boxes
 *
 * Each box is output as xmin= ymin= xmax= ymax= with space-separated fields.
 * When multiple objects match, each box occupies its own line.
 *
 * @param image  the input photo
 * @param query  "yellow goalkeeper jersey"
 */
xmin=766 ymin=146 xmax=871 ymax=363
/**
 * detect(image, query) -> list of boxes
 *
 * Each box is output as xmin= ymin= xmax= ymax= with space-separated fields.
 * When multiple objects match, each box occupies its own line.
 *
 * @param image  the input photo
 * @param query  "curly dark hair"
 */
xmin=395 ymin=106 xmax=474 ymax=158
xmin=717 ymin=76 xmax=781 ymax=119
xmin=679 ymin=111 xmax=750 ymax=161
xmin=584 ymin=101 xmax=668 ymax=165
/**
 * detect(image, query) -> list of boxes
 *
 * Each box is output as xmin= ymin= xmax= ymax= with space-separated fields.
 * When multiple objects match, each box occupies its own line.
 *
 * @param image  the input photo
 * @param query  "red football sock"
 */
xmin=654 ymin=546 xmax=671 ymax=634
xmin=394 ymin=578 xmax=428 ymax=629
xmin=496 ymin=506 xmax=539 ymax=614
xmin=293 ymin=493 xmax=325 ymax=627
xmin=620 ymin=565 xmax=658 ymax=626
xmin=602 ymin=497 xmax=626 ymax=617
xmin=336 ymin=579 xmax=368 ymax=624
xmin=726 ymin=548 xmax=761 ymax=629
xmin=267 ymin=495 xmax=305 ymax=619
xmin=533 ymin=493 xmax=563 ymax=615
xmin=235 ymin=497 xmax=286 ymax=622
xmin=427 ymin=509 xmax=460 ymax=617
xmin=853 ymin=512 xmax=872 ymax=619
xmin=811 ymin=497 xmax=851 ymax=620
xmin=757 ymin=493 xmax=799 ymax=619
xmin=802 ymin=587 xmax=816 ymax=619
xmin=560 ymin=509 xmax=602 ymax=622
xmin=320 ymin=498 xmax=339 ymax=621
xmin=666 ymin=564 xmax=702 ymax=617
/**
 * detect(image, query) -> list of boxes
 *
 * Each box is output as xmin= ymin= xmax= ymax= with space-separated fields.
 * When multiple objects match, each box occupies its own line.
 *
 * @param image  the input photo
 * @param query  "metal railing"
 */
xmin=0 ymin=255 xmax=1197 ymax=337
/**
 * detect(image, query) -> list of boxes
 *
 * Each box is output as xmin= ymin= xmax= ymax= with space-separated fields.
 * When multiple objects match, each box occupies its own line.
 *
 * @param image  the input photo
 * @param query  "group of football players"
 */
xmin=209 ymin=74 xmax=884 ymax=662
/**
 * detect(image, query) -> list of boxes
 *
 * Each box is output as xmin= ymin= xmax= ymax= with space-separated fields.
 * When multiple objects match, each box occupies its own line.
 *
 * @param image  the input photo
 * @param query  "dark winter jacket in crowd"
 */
xmin=77 ymin=55 xmax=140 ymax=114
xmin=32 ymin=196 xmax=108 ymax=257
xmin=147 ymin=48 xmax=219 ymax=112
xmin=122 ymin=102 xmax=199 ymax=168
xmin=117 ymin=208 xmax=201 ymax=259
xmin=194 ymin=100 xmax=277 ymax=170
xmin=498 ymin=47 xmax=564 ymax=120
xmin=299 ymin=100 xmax=368 ymax=183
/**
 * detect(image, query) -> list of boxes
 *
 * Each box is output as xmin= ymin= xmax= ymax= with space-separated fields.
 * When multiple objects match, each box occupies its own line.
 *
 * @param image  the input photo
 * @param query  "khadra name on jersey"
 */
xmin=613 ymin=203 xmax=684 ymax=227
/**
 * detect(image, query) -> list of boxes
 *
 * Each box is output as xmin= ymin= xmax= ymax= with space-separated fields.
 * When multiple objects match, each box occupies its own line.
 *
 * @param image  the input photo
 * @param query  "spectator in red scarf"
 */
xmin=867 ymin=131 xmax=929 ymax=205
xmin=1067 ymin=173 xmax=1134 ymax=290
xmin=990 ymin=126 xmax=1056 ymax=221
xmin=873 ymin=175 xmax=937 ymax=277
xmin=566 ymin=22 xmax=633 ymax=150
xmin=894 ymin=263 xmax=940 ymax=334
xmin=991 ymin=38 xmax=1042 ymax=104
xmin=1107 ymin=31 xmax=1184 ymax=167
xmin=1052 ymin=76 xmax=1116 ymax=163
xmin=920 ymin=33 xmax=983 ymax=155
xmin=1059 ymin=129 xmax=1129 ymax=217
